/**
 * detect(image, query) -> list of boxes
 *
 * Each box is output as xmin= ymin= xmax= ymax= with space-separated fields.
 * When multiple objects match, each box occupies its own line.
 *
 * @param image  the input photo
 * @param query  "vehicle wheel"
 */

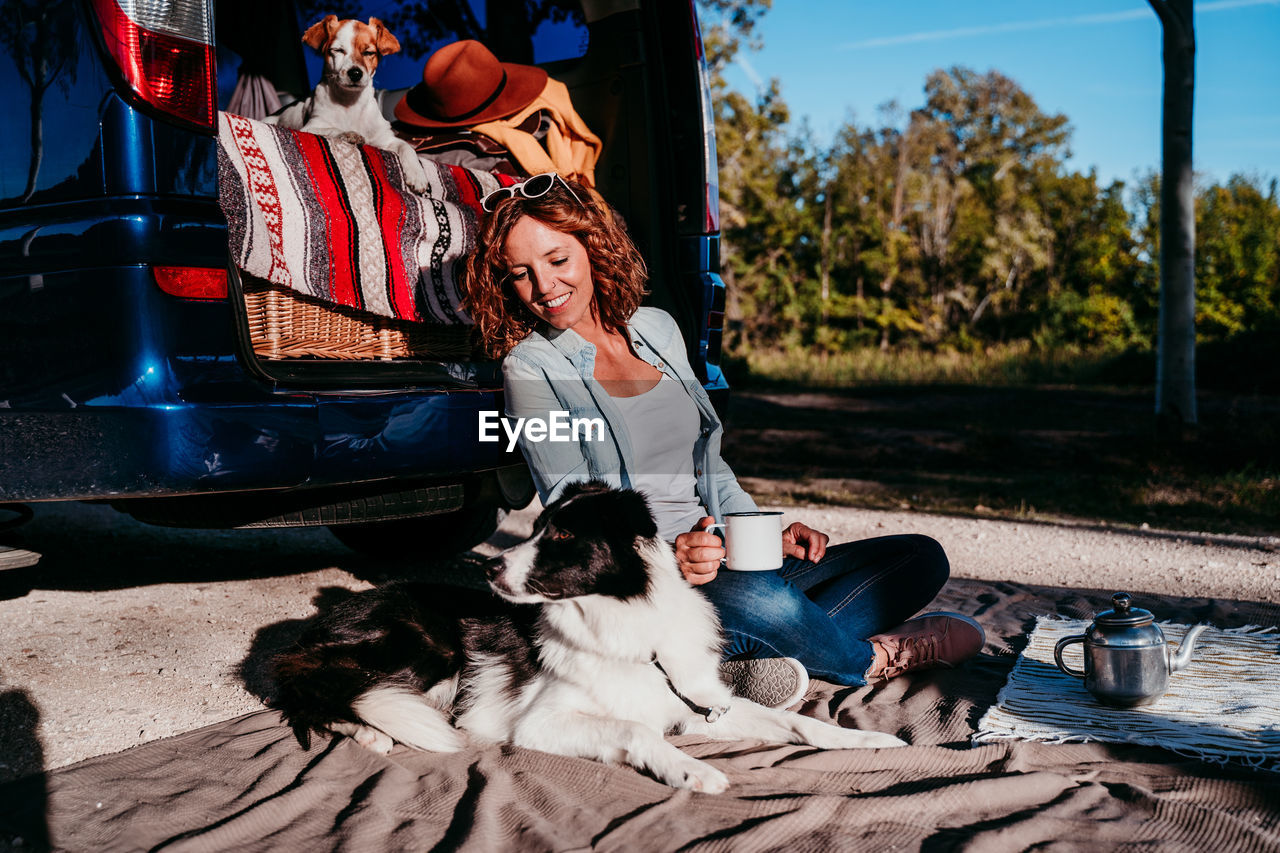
xmin=328 ymin=502 xmax=504 ymax=559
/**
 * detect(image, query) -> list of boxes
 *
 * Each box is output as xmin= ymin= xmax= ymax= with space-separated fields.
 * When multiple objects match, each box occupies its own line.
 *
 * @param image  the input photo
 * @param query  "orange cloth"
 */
xmin=470 ymin=78 xmax=602 ymax=187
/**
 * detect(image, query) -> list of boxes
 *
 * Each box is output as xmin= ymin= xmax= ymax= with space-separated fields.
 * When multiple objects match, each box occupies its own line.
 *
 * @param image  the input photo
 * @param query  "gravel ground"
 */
xmin=1 ymin=499 xmax=1277 ymax=784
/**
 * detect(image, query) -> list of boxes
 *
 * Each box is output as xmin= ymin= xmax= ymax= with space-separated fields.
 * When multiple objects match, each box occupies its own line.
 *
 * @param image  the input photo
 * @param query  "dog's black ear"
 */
xmin=557 ymin=479 xmax=613 ymax=504
xmin=590 ymin=488 xmax=658 ymax=599
xmin=556 ymin=482 xmax=657 ymax=540
xmin=608 ymin=488 xmax=659 ymax=541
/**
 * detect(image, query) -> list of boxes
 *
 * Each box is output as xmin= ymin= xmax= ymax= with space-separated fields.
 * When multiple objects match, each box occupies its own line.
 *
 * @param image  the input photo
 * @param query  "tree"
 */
xmin=712 ymin=80 xmax=811 ymax=350
xmin=0 ymin=0 xmax=81 ymax=202
xmin=1034 ymin=170 xmax=1144 ymax=348
xmin=1194 ymin=175 xmax=1280 ymax=340
xmin=909 ymin=68 xmax=1069 ymax=341
xmin=698 ymin=0 xmax=772 ymax=67
xmin=699 ymin=2 xmax=1277 ymax=374
xmin=828 ymin=109 xmax=929 ymax=350
xmin=698 ymin=1 xmax=814 ymax=351
xmin=1147 ymin=0 xmax=1197 ymax=429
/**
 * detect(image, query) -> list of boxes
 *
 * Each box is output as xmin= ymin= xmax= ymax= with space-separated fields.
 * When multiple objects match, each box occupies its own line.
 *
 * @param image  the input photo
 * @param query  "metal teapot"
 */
xmin=1053 ymin=592 xmax=1208 ymax=707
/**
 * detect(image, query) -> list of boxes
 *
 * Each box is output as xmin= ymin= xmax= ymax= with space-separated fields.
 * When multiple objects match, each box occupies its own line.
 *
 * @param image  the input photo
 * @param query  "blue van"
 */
xmin=0 ymin=0 xmax=727 ymax=554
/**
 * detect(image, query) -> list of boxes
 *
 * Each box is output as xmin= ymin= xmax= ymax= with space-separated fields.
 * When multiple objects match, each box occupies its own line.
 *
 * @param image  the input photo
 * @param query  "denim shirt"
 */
xmin=503 ymin=307 xmax=758 ymax=524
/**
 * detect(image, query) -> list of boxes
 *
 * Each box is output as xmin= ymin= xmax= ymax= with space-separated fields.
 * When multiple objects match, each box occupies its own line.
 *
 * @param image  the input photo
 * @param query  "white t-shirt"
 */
xmin=610 ymin=376 xmax=708 ymax=542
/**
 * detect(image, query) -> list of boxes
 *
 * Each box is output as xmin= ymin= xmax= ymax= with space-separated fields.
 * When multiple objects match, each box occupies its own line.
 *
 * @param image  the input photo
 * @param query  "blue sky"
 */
xmin=717 ymin=0 xmax=1280 ymax=189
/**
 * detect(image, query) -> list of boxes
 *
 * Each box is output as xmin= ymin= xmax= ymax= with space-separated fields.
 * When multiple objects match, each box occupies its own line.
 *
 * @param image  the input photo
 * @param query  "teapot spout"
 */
xmin=1168 ymin=624 xmax=1209 ymax=672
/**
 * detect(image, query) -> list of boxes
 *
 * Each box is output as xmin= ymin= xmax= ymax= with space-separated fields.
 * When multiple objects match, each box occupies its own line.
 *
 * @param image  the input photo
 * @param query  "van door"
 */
xmin=270 ymin=0 xmax=727 ymax=394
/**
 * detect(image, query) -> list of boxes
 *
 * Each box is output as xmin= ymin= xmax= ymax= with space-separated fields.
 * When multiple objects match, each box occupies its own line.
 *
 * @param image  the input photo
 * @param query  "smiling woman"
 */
xmin=465 ymin=173 xmax=648 ymax=360
xmin=463 ymin=174 xmax=985 ymax=709
xmin=503 ymin=215 xmax=598 ymax=331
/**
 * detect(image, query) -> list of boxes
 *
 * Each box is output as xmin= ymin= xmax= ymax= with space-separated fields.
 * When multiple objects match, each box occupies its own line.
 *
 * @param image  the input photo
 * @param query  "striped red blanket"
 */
xmin=217 ymin=112 xmax=515 ymax=325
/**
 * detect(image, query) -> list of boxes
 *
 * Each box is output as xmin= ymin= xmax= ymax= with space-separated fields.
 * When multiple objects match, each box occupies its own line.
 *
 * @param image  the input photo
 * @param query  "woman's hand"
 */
xmin=782 ymin=522 xmax=828 ymax=563
xmin=674 ymin=517 xmax=724 ymax=586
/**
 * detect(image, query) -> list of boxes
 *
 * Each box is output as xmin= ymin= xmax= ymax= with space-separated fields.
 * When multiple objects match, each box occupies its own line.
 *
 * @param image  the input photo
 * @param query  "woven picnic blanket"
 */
xmin=217 ymin=112 xmax=514 ymax=325
xmin=3 ymin=579 xmax=1278 ymax=851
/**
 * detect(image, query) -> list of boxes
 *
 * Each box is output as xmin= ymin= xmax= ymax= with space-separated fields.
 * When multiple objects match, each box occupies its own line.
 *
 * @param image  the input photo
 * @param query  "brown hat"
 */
xmin=395 ymin=40 xmax=547 ymax=129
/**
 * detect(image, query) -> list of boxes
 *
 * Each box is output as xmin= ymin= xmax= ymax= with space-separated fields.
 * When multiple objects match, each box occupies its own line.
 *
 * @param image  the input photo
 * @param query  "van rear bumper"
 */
xmin=1 ymin=230 xmax=514 ymax=503
xmin=0 ymin=389 xmax=513 ymax=502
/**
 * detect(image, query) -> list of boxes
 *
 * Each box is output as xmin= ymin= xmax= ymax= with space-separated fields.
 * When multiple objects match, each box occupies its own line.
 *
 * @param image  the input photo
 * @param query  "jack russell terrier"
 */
xmin=265 ymin=15 xmax=430 ymax=193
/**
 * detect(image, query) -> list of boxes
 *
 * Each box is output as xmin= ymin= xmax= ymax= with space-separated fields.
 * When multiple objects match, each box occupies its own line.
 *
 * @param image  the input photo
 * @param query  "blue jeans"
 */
xmin=698 ymin=534 xmax=950 ymax=686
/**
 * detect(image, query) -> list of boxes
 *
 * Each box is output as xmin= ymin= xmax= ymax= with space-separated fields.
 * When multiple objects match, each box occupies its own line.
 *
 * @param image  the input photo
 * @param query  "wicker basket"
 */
xmin=241 ymin=278 xmax=475 ymax=362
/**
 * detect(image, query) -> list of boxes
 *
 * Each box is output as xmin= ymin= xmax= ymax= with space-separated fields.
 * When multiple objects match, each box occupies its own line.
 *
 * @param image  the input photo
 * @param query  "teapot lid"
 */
xmin=1095 ymin=592 xmax=1155 ymax=628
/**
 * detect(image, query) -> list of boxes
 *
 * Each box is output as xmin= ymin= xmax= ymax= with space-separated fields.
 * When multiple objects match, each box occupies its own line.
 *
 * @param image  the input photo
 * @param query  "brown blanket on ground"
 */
xmin=3 ymin=579 xmax=1277 ymax=852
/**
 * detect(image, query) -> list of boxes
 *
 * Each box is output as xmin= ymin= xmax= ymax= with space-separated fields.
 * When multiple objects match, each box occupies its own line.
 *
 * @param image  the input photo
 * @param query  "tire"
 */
xmin=328 ymin=502 xmax=504 ymax=559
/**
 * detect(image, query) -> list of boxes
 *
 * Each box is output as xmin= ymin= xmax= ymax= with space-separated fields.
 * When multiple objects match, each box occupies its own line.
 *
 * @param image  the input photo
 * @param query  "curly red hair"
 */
xmin=464 ymin=176 xmax=648 ymax=359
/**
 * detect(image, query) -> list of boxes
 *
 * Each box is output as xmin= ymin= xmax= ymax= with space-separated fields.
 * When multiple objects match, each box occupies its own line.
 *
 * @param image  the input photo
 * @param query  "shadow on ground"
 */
xmin=0 ymin=500 xmax=496 ymax=601
xmin=721 ymin=385 xmax=1280 ymax=536
xmin=0 ymin=681 xmax=47 ymax=851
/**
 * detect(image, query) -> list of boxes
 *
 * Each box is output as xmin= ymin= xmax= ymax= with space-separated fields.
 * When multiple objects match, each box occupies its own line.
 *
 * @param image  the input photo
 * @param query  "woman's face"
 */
xmin=501 ymin=216 xmax=596 ymax=334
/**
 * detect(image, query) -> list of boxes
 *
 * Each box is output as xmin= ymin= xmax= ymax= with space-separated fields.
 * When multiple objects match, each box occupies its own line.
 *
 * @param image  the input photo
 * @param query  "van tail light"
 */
xmin=153 ymin=266 xmax=228 ymax=300
xmin=88 ymin=0 xmax=216 ymax=133
xmin=687 ymin=0 xmax=721 ymax=234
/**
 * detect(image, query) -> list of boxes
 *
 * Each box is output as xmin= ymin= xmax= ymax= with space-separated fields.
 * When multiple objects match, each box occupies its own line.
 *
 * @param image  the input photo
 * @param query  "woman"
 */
xmin=465 ymin=173 xmax=983 ymax=708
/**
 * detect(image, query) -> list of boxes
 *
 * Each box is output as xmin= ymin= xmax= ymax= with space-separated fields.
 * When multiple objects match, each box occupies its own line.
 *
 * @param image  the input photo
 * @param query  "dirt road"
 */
xmin=1 ymin=499 xmax=1277 ymax=783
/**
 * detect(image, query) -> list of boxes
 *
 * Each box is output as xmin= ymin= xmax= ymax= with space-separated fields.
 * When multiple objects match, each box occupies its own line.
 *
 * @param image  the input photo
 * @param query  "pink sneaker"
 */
xmin=867 ymin=612 xmax=985 ymax=680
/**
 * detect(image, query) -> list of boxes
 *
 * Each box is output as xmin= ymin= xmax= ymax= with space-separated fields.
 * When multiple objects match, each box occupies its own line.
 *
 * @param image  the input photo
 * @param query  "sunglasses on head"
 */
xmin=480 ymin=172 xmax=585 ymax=213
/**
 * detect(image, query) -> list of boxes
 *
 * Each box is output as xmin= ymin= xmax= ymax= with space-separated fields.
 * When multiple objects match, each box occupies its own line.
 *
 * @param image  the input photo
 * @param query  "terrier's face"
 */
xmin=303 ymin=15 xmax=402 ymax=91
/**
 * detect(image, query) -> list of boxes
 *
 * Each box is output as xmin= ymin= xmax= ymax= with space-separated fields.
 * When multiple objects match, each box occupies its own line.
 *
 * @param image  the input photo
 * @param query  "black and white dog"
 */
xmin=272 ymin=481 xmax=905 ymax=792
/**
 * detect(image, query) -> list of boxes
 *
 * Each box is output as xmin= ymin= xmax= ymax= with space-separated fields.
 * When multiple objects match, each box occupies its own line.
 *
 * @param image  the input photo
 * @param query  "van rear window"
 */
xmin=295 ymin=0 xmax=589 ymax=92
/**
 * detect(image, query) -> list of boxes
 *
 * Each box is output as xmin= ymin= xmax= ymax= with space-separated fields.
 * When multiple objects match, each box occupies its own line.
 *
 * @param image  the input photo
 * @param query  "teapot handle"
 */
xmin=1053 ymin=635 xmax=1087 ymax=678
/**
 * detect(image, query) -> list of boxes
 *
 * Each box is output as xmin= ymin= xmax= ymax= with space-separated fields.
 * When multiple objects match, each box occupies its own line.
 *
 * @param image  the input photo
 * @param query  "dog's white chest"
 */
xmin=591 ymin=659 xmax=692 ymax=725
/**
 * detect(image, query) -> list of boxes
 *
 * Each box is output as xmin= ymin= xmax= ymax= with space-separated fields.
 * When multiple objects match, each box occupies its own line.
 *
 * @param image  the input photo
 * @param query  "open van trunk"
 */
xmin=0 ymin=0 xmax=726 ymax=552
xmin=216 ymin=0 xmax=725 ymax=389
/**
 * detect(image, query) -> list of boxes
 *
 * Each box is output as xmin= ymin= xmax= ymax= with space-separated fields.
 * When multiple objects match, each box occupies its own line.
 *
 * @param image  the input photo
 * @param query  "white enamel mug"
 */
xmin=706 ymin=511 xmax=784 ymax=571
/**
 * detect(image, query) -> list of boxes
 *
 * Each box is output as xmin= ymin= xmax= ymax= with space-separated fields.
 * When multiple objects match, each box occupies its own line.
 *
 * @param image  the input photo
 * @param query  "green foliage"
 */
xmin=696 ymin=2 xmax=1280 ymax=373
xmin=1037 ymin=290 xmax=1143 ymax=349
xmin=1195 ymin=176 xmax=1280 ymax=341
xmin=731 ymin=340 xmax=1130 ymax=387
